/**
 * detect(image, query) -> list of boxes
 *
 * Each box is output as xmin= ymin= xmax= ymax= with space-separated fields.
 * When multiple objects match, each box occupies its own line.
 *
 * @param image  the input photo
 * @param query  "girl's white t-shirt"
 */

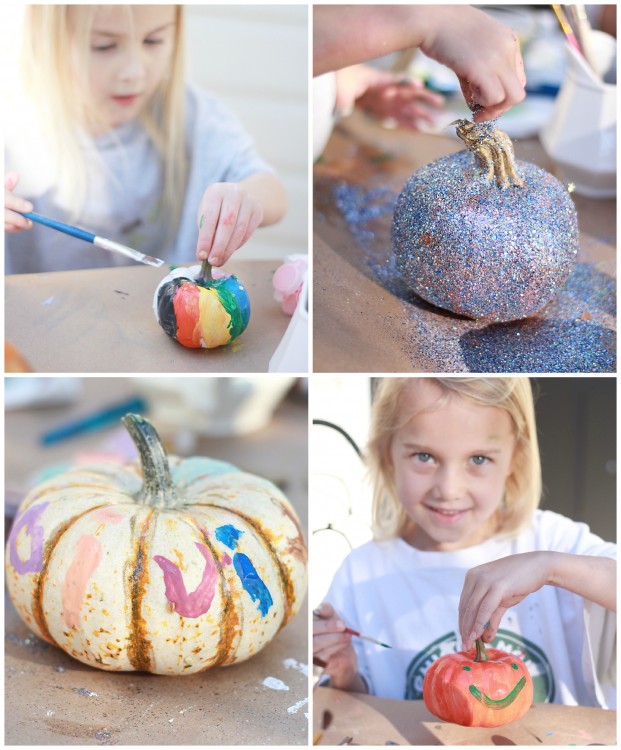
xmin=325 ymin=510 xmax=616 ymax=708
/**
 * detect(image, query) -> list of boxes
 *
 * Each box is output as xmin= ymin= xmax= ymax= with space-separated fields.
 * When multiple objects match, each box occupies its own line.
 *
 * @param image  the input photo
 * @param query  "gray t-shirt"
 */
xmin=5 ymin=85 xmax=272 ymax=273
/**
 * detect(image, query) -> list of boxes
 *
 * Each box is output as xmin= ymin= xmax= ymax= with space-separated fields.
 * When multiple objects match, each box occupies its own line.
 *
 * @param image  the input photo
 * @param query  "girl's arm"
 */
xmin=195 ymin=172 xmax=287 ymax=266
xmin=459 ymin=552 xmax=616 ymax=650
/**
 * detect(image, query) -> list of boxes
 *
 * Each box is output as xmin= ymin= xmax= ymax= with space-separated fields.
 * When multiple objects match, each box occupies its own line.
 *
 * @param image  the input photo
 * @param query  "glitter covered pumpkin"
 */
xmin=154 ymin=262 xmax=250 ymax=348
xmin=6 ymin=414 xmax=307 ymax=674
xmin=422 ymin=639 xmax=533 ymax=727
xmin=392 ymin=120 xmax=579 ymax=322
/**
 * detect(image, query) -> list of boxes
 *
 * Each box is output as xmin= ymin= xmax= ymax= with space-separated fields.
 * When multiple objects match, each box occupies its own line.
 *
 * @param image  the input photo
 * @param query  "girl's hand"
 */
xmin=313 ymin=602 xmax=362 ymax=691
xmin=5 ymin=173 xmax=34 ymax=233
xmin=196 ymin=182 xmax=263 ymax=267
xmin=335 ymin=65 xmax=444 ymax=129
xmin=421 ymin=6 xmax=526 ymax=122
xmin=459 ymin=552 xmax=549 ymax=650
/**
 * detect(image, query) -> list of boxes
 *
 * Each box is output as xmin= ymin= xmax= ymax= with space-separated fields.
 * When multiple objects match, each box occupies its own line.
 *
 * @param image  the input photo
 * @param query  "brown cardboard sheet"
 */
xmin=5 ymin=261 xmax=290 ymax=373
xmin=312 ymin=685 xmax=616 ymax=746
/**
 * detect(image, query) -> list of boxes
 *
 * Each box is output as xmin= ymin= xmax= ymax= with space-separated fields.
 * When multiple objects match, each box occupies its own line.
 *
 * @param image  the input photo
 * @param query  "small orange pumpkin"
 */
xmin=422 ymin=638 xmax=533 ymax=727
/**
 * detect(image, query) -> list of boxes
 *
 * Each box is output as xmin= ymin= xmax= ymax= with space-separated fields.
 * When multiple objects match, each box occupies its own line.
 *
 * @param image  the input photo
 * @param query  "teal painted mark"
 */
xmin=171 ymin=457 xmax=240 ymax=487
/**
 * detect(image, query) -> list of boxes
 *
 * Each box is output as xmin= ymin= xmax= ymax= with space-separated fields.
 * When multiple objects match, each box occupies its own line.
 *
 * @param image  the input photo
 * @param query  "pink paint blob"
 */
xmin=62 ymin=535 xmax=103 ymax=629
xmin=153 ymin=543 xmax=218 ymax=619
xmin=92 ymin=507 xmax=124 ymax=524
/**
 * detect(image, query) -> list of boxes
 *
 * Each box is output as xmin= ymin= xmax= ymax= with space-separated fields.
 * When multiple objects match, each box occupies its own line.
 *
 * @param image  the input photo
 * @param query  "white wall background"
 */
xmin=184 ymin=5 xmax=308 ymax=261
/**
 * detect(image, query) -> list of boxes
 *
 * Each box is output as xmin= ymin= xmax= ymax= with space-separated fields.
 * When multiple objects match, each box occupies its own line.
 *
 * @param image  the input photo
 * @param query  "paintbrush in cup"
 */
xmin=19 ymin=210 xmax=165 ymax=267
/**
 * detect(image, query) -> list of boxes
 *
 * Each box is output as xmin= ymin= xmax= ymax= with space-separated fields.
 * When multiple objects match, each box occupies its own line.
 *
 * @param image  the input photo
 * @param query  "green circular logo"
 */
xmin=404 ymin=629 xmax=554 ymax=702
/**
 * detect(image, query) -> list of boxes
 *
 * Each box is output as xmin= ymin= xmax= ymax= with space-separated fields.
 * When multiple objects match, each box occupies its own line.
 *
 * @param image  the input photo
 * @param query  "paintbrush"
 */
xmin=313 ymin=609 xmax=392 ymax=649
xmin=19 ymin=211 xmax=165 ymax=267
xmin=552 ymin=5 xmax=583 ymax=56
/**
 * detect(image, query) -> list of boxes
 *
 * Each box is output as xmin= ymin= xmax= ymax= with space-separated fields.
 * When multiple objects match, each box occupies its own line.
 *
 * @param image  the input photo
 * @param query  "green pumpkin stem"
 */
xmin=474 ymin=638 xmax=490 ymax=663
xmin=122 ymin=413 xmax=182 ymax=509
xmin=198 ymin=258 xmax=213 ymax=282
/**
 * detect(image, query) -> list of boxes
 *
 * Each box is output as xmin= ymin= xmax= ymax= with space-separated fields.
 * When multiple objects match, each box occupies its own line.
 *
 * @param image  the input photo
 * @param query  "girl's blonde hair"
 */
xmin=19 ymin=5 xmax=186 ymax=233
xmin=367 ymin=377 xmax=541 ymax=540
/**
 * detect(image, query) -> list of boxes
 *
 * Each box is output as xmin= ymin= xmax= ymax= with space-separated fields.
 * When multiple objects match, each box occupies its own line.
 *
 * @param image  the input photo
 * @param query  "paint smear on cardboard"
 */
xmin=262 ymin=676 xmax=289 ymax=691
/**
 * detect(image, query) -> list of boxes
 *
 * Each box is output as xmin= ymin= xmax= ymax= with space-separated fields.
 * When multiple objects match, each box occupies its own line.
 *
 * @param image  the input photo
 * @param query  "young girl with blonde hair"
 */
xmin=4 ymin=5 xmax=286 ymax=273
xmin=314 ymin=377 xmax=616 ymax=708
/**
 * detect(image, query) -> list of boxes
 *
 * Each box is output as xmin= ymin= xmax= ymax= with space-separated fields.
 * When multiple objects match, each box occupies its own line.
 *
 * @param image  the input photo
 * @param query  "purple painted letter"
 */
xmin=153 ymin=543 xmax=218 ymax=618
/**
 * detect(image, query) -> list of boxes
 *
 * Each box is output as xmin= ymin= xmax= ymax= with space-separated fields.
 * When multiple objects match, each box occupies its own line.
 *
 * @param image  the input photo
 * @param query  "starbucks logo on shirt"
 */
xmin=404 ymin=629 xmax=555 ymax=702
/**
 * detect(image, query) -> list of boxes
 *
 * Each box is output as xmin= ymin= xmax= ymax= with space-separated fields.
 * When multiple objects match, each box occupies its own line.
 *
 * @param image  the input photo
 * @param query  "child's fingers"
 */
xmin=207 ymin=190 xmax=243 ymax=266
xmin=218 ymin=200 xmax=255 ymax=265
xmin=196 ymin=200 xmax=222 ymax=260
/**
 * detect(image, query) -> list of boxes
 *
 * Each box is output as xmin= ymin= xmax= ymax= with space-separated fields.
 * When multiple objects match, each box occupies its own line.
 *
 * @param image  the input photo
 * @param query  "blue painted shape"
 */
xmin=215 ymin=524 xmax=243 ymax=550
xmin=233 ymin=553 xmax=273 ymax=616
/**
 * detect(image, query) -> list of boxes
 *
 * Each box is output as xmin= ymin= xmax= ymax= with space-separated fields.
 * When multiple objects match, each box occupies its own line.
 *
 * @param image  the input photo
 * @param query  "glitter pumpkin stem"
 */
xmin=453 ymin=120 xmax=524 ymax=189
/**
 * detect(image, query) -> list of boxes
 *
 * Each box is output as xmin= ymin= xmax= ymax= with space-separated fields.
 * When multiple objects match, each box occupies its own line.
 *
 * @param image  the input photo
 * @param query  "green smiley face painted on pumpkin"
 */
xmin=463 ymin=663 xmax=528 ymax=710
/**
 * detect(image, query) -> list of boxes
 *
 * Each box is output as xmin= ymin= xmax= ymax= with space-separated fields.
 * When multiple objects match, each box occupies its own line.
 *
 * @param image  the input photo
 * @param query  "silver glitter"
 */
xmin=328 ymin=182 xmax=615 ymax=373
xmin=391 ymin=152 xmax=579 ymax=322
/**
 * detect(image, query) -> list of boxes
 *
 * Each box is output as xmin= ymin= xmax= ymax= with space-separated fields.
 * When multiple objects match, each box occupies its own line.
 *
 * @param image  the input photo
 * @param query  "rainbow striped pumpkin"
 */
xmin=6 ymin=414 xmax=307 ymax=674
xmin=154 ymin=265 xmax=250 ymax=349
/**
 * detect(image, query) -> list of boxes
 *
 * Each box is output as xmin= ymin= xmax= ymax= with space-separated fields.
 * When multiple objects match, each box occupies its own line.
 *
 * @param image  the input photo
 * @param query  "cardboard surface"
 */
xmin=5 ymin=262 xmax=291 ymax=373
xmin=312 ymin=686 xmax=616 ymax=746
xmin=5 ymin=379 xmax=309 ymax=745
xmin=313 ymin=112 xmax=616 ymax=373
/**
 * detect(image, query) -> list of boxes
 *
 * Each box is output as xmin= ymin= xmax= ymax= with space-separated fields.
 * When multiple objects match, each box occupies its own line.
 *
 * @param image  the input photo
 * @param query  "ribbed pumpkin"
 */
xmin=6 ymin=414 xmax=307 ymax=674
xmin=422 ymin=639 xmax=533 ymax=727
xmin=154 ymin=261 xmax=250 ymax=349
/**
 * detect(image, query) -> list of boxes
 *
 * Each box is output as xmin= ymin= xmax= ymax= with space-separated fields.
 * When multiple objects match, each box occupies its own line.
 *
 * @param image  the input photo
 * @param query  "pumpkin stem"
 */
xmin=474 ymin=638 xmax=490 ymax=663
xmin=198 ymin=258 xmax=213 ymax=282
xmin=122 ymin=413 xmax=182 ymax=509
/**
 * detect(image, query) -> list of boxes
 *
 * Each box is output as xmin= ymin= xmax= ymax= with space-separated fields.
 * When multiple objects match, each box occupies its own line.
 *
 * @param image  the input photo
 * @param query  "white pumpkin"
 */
xmin=6 ymin=414 xmax=307 ymax=674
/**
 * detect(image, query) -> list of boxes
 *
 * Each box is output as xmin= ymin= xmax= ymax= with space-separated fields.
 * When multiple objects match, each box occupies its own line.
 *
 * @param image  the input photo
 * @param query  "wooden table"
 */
xmin=313 ymin=111 xmax=616 ymax=373
xmin=5 ymin=378 xmax=309 ymax=745
xmin=313 ymin=686 xmax=616 ymax=746
xmin=5 ymin=261 xmax=290 ymax=373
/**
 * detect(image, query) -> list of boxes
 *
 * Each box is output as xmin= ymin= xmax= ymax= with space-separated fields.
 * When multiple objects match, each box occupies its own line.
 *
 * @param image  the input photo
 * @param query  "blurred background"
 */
xmin=5 ymin=375 xmax=308 ymax=530
xmin=309 ymin=375 xmax=616 ymax=610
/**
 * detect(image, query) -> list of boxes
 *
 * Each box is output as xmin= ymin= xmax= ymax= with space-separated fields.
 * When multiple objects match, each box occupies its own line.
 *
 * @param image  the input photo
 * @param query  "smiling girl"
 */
xmin=4 ymin=5 xmax=286 ymax=273
xmin=313 ymin=378 xmax=616 ymax=708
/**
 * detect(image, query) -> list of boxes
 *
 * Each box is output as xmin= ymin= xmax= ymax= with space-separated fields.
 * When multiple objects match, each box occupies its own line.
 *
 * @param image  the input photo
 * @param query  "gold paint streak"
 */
xmin=125 ymin=509 xmax=156 ymax=672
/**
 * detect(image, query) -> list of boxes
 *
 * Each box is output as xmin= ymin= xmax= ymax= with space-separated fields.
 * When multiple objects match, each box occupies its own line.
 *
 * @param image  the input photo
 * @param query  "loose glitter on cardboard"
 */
xmin=328 ymin=181 xmax=615 ymax=373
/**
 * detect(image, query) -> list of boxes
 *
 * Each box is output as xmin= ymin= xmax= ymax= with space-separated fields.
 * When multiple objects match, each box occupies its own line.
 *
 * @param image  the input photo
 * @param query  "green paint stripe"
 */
xmin=468 ymin=676 xmax=527 ymax=710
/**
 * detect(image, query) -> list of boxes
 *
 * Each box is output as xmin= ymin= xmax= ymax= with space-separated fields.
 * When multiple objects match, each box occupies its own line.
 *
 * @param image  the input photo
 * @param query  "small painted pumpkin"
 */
xmin=422 ymin=638 xmax=533 ymax=727
xmin=154 ymin=261 xmax=250 ymax=348
xmin=6 ymin=414 xmax=307 ymax=674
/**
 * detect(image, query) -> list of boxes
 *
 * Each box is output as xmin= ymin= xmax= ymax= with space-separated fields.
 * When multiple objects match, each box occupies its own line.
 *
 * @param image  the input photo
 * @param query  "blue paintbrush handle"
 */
xmin=21 ymin=211 xmax=96 ymax=244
